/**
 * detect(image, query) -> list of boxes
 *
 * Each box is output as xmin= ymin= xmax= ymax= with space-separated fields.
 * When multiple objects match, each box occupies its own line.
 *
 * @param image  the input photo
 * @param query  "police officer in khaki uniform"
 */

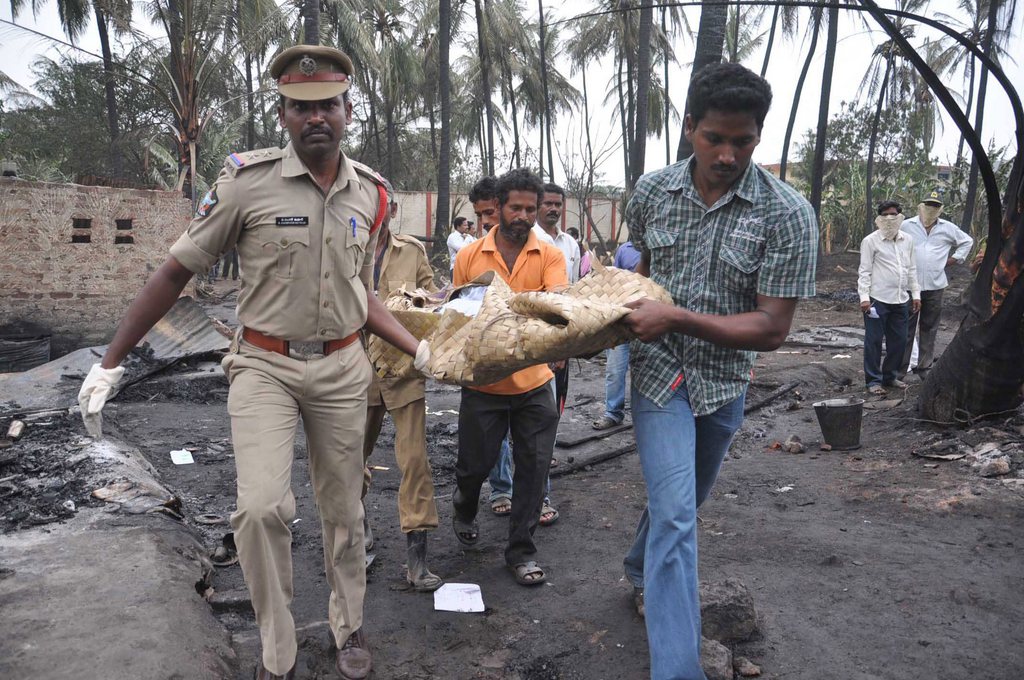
xmin=361 ymin=192 xmax=443 ymax=591
xmin=77 ymin=45 xmax=429 ymax=680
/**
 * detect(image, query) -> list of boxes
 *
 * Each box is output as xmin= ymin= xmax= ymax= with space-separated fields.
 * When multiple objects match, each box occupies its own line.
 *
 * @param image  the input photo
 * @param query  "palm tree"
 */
xmin=302 ymin=0 xmax=319 ymax=44
xmin=676 ymin=0 xmax=727 ymax=161
xmin=474 ymin=0 xmax=496 ymax=176
xmin=778 ymin=7 xmax=822 ymax=182
xmin=759 ymin=3 xmax=798 ymax=77
xmin=223 ymin=0 xmax=286 ymax=149
xmin=436 ymin=0 xmax=452 ymax=258
xmin=958 ymin=0 xmax=1015 ymax=231
xmin=10 ymin=0 xmax=133 ymax=177
xmin=724 ymin=4 xmax=766 ymax=64
xmin=808 ymin=0 xmax=839 ymax=221
xmin=630 ymin=0 xmax=653 ymax=188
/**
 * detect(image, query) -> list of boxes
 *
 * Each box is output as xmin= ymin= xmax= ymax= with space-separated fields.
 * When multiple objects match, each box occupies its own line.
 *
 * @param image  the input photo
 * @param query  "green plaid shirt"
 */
xmin=627 ymin=158 xmax=818 ymax=416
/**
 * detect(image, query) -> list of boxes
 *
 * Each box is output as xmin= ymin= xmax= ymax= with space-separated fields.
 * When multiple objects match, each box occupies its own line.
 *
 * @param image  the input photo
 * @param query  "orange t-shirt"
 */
xmin=453 ymin=227 xmax=568 ymax=395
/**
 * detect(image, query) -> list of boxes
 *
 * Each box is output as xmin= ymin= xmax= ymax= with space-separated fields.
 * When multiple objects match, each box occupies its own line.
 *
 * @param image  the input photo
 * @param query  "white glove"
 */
xmin=78 ymin=363 xmax=125 ymax=438
xmin=413 ymin=339 xmax=431 ymax=375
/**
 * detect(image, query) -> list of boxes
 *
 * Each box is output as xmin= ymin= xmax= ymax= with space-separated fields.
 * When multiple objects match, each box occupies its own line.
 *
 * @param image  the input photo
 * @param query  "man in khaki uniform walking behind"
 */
xmin=76 ymin=45 xmax=427 ymax=680
xmin=362 ymin=193 xmax=444 ymax=591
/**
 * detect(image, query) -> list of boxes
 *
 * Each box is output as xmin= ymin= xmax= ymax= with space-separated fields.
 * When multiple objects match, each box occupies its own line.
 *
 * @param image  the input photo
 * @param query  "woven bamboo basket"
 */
xmin=370 ymin=262 xmax=671 ymax=386
xmin=366 ymin=273 xmax=493 ymax=379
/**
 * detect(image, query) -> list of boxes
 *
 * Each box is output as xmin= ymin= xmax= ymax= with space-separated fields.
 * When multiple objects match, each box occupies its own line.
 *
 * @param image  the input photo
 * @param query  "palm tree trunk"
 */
xmin=582 ymin=66 xmax=593 ymax=184
xmin=244 ymin=52 xmax=256 ymax=149
xmin=617 ymin=52 xmax=631 ymax=192
xmin=760 ymin=6 xmax=780 ymax=77
xmin=475 ymin=0 xmax=495 ymax=176
xmin=864 ymin=55 xmax=892 ymax=238
xmin=537 ymin=0 xmax=554 ymax=180
xmin=676 ymin=1 xmax=727 ymax=161
xmin=962 ymin=0 xmax=998 ymax=233
xmin=955 ymin=59 xmax=975 ymax=172
xmin=630 ymin=0 xmax=654 ymax=188
xmin=779 ymin=15 xmax=821 ymax=182
xmin=436 ymin=0 xmax=452 ymax=258
xmin=302 ymin=0 xmax=319 ymax=45
xmin=662 ymin=6 xmax=671 ymax=164
xmin=503 ymin=57 xmax=521 ymax=167
xmin=94 ymin=4 xmax=122 ymax=178
xmin=809 ymin=1 xmax=839 ymax=222
xmin=385 ymin=104 xmax=397 ymax=181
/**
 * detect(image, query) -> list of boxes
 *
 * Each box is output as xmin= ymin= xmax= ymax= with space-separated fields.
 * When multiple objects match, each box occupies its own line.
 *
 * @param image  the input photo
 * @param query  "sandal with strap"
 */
xmin=490 ymin=497 xmax=512 ymax=516
xmin=539 ymin=502 xmax=559 ymax=527
xmin=509 ymin=560 xmax=546 ymax=586
xmin=452 ymin=511 xmax=479 ymax=547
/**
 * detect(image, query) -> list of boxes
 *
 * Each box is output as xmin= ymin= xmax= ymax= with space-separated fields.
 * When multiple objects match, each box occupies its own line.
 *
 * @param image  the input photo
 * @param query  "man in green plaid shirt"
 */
xmin=620 ymin=63 xmax=818 ymax=680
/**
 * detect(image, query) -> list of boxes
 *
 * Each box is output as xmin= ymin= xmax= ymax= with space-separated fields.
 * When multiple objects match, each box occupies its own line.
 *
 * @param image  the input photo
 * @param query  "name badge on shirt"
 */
xmin=276 ymin=216 xmax=309 ymax=226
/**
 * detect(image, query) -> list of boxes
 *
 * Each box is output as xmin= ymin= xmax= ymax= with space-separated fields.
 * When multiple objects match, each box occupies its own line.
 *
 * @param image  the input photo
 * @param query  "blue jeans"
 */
xmin=863 ymin=299 xmax=909 ymax=387
xmin=488 ymin=435 xmax=551 ymax=502
xmin=602 ymin=343 xmax=630 ymax=423
xmin=623 ymin=382 xmax=746 ymax=680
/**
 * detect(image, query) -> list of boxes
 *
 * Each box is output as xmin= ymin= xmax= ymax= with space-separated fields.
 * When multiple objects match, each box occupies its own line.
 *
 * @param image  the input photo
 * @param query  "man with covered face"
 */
xmin=858 ymin=200 xmax=921 ymax=395
xmin=450 ymin=168 xmax=567 ymax=586
xmin=898 ymin=190 xmax=974 ymax=379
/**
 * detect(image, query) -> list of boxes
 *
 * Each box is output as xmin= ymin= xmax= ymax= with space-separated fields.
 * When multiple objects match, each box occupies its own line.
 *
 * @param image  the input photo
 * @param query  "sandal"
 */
xmin=539 ymin=502 xmax=559 ymax=527
xmin=490 ymin=497 xmax=512 ymax=516
xmin=866 ymin=384 xmax=887 ymax=396
xmin=452 ymin=511 xmax=479 ymax=547
xmin=592 ymin=416 xmax=622 ymax=431
xmin=509 ymin=560 xmax=546 ymax=586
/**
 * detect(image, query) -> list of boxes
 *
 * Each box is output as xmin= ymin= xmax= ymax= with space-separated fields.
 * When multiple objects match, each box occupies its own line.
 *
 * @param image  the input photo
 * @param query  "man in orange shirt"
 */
xmin=451 ymin=169 xmax=567 ymax=585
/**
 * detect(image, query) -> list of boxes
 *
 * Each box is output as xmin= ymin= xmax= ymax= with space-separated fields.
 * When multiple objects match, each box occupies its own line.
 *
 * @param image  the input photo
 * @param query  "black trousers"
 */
xmin=553 ymin=363 xmax=569 ymax=415
xmin=901 ymin=288 xmax=943 ymax=376
xmin=455 ymin=382 xmax=558 ymax=565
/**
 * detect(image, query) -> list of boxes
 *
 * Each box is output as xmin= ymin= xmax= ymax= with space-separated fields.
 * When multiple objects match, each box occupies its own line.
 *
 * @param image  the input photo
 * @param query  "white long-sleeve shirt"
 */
xmin=447 ymin=231 xmax=475 ymax=266
xmin=858 ymin=230 xmax=921 ymax=305
xmin=900 ymin=216 xmax=974 ymax=291
xmin=531 ymin=224 xmax=580 ymax=283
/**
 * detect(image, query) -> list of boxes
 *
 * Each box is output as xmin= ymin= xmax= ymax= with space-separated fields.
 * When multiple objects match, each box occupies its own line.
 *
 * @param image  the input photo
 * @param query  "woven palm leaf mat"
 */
xmin=371 ymin=263 xmax=671 ymax=386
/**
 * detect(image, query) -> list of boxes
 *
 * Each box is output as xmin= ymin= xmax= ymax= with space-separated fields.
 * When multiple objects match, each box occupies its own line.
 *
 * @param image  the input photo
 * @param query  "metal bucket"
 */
xmin=812 ymin=397 xmax=864 ymax=450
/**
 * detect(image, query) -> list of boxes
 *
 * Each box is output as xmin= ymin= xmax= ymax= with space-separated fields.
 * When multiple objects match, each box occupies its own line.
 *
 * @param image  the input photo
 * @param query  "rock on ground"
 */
xmin=701 ymin=578 xmax=758 ymax=643
xmin=701 ymin=637 xmax=733 ymax=680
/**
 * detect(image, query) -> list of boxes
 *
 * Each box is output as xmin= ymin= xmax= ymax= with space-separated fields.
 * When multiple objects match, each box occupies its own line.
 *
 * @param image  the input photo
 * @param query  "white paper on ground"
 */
xmin=170 ymin=449 xmax=195 ymax=465
xmin=433 ymin=582 xmax=485 ymax=613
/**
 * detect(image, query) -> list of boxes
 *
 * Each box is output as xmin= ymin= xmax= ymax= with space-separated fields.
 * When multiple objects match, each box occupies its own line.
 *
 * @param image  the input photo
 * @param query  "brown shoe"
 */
xmin=336 ymin=629 xmax=373 ymax=679
xmin=254 ymin=661 xmax=295 ymax=680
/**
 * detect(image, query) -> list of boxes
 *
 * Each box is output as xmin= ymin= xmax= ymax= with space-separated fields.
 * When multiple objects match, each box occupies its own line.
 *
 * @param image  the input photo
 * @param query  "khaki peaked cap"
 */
xmin=270 ymin=45 xmax=355 ymax=101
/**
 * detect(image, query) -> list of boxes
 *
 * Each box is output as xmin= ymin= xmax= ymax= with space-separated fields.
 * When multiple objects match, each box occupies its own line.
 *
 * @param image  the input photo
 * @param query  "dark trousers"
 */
xmin=553 ymin=364 xmax=569 ymax=415
xmin=864 ymin=298 xmax=910 ymax=387
xmin=901 ymin=288 xmax=943 ymax=376
xmin=455 ymin=382 xmax=558 ymax=565
xmin=220 ymin=248 xmax=240 ymax=280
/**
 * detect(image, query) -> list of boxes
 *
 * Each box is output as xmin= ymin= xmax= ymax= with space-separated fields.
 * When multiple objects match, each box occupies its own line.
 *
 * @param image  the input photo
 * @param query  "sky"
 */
xmin=1 ymin=0 xmax=1021 ymax=189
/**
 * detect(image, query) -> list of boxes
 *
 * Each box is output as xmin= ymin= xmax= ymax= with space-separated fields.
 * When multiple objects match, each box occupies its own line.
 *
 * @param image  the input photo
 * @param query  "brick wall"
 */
xmin=0 ymin=178 xmax=193 ymax=358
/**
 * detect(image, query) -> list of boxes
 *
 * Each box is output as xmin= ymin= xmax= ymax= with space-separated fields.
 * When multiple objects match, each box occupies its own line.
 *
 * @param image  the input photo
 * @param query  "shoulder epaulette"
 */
xmin=349 ymin=159 xmax=387 ymax=188
xmin=393 ymin=233 xmax=427 ymax=250
xmin=224 ymin=147 xmax=283 ymax=174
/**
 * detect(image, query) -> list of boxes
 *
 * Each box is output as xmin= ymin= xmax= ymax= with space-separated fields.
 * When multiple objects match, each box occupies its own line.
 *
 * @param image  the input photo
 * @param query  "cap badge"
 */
xmin=299 ymin=55 xmax=317 ymax=76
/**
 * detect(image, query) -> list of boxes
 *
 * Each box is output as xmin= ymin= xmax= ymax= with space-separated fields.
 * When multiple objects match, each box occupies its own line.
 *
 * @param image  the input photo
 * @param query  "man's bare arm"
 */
xmin=623 ymin=295 xmax=799 ymax=352
xmin=100 ymin=257 xmax=196 ymax=369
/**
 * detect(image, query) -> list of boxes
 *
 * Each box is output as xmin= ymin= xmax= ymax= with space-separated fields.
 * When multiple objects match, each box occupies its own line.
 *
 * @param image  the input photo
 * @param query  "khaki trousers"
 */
xmin=223 ymin=340 xmax=370 ymax=676
xmin=362 ymin=398 xmax=439 ymax=532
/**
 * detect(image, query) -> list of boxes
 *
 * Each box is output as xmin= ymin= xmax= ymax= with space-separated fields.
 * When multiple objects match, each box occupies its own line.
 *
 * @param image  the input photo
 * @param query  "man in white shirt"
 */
xmin=446 ymin=216 xmax=476 ymax=275
xmin=532 ymin=183 xmax=581 ymax=283
xmin=858 ymin=200 xmax=921 ymax=395
xmin=899 ymin=190 xmax=973 ymax=378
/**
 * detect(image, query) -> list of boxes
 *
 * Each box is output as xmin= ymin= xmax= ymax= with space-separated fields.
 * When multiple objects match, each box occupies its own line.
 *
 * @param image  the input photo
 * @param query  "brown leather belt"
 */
xmin=241 ymin=327 xmax=359 ymax=359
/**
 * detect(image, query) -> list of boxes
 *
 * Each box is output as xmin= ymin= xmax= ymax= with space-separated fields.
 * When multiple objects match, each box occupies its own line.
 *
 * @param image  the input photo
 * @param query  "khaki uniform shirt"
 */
xmin=368 ymin=232 xmax=438 ymax=409
xmin=170 ymin=143 xmax=382 ymax=341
